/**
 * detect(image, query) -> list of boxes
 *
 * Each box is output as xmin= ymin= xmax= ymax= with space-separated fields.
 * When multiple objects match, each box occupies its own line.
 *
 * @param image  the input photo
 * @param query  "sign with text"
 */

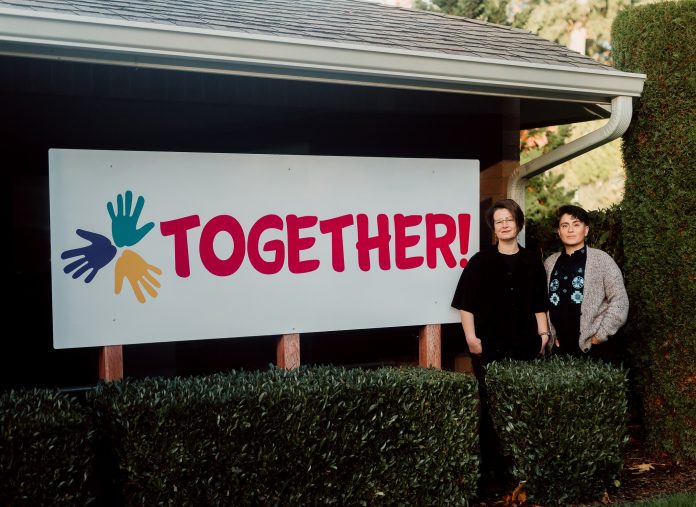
xmin=49 ymin=150 xmax=479 ymax=348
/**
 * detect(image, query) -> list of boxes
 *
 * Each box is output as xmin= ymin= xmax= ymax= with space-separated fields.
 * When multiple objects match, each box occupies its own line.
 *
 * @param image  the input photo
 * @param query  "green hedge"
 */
xmin=486 ymin=357 xmax=628 ymax=505
xmin=2 ymin=363 xmax=634 ymax=505
xmin=0 ymin=389 xmax=96 ymax=506
xmin=90 ymin=366 xmax=479 ymax=506
xmin=613 ymin=0 xmax=696 ymax=460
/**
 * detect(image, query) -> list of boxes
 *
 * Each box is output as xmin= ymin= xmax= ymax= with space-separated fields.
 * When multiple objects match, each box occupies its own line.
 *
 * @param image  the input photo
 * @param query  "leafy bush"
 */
xmin=613 ymin=0 xmax=696 ymax=460
xmin=486 ymin=357 xmax=628 ymax=505
xmin=91 ymin=366 xmax=479 ymax=506
xmin=0 ymin=389 xmax=96 ymax=506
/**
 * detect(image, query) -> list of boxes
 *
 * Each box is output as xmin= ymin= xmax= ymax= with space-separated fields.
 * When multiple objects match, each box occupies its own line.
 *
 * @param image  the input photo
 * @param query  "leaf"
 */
xmin=630 ymin=463 xmax=655 ymax=473
xmin=511 ymin=481 xmax=526 ymax=502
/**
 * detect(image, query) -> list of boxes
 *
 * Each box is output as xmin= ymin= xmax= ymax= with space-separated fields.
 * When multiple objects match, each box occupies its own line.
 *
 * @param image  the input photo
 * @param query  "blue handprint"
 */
xmin=61 ymin=229 xmax=117 ymax=283
xmin=107 ymin=191 xmax=155 ymax=247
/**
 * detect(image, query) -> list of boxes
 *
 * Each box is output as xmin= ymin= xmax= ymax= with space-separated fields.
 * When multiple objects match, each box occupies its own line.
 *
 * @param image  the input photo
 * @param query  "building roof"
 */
xmin=0 ymin=0 xmax=645 ymax=122
xmin=0 ymin=0 xmax=611 ymax=71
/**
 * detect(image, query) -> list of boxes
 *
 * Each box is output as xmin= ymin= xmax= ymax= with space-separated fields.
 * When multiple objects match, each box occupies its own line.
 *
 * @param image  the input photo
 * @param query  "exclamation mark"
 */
xmin=458 ymin=214 xmax=470 ymax=268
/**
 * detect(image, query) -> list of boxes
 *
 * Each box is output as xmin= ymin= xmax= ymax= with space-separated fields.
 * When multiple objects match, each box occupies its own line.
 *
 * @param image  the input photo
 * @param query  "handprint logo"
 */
xmin=60 ymin=191 xmax=162 ymax=304
xmin=115 ymin=250 xmax=163 ymax=304
xmin=107 ymin=191 xmax=155 ymax=247
xmin=61 ymin=229 xmax=117 ymax=283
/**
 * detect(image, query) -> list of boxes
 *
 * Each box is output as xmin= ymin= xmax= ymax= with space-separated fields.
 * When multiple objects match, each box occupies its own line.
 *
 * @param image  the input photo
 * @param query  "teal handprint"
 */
xmin=107 ymin=191 xmax=155 ymax=247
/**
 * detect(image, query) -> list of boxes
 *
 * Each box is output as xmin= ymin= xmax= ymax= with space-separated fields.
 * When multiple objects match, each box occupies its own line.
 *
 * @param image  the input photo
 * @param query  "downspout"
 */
xmin=508 ymin=95 xmax=633 ymax=243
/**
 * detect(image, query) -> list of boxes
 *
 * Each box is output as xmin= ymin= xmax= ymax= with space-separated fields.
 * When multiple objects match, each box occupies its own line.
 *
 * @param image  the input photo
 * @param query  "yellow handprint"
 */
xmin=114 ymin=250 xmax=162 ymax=304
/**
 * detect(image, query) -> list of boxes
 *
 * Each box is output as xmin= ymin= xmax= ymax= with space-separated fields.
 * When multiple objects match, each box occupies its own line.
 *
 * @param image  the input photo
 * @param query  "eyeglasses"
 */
xmin=494 ymin=217 xmax=516 ymax=226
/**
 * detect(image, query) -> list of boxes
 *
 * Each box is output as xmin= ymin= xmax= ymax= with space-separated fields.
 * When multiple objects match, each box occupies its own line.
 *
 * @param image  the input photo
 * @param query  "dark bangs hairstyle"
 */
xmin=485 ymin=199 xmax=525 ymax=231
xmin=555 ymin=205 xmax=589 ymax=227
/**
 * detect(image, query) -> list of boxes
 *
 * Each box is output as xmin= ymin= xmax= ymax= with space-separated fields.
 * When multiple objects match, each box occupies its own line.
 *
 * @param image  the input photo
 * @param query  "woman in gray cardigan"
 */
xmin=544 ymin=205 xmax=629 ymax=357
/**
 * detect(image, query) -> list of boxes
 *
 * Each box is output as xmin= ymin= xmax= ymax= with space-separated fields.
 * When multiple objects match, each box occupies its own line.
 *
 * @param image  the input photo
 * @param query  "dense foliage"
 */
xmin=522 ymin=124 xmax=577 ymax=221
xmin=91 ymin=366 xmax=479 ymax=506
xmin=0 ymin=389 xmax=96 ymax=506
xmin=486 ymin=357 xmax=628 ymax=505
xmin=613 ymin=0 xmax=696 ymax=460
xmin=2 ymin=363 xmax=635 ymax=504
xmin=524 ymin=172 xmax=577 ymax=222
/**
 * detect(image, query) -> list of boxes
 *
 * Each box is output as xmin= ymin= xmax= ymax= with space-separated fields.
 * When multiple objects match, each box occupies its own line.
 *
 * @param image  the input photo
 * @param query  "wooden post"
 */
xmin=99 ymin=345 xmax=124 ymax=381
xmin=454 ymin=353 xmax=474 ymax=375
xmin=277 ymin=333 xmax=300 ymax=370
xmin=418 ymin=324 xmax=441 ymax=369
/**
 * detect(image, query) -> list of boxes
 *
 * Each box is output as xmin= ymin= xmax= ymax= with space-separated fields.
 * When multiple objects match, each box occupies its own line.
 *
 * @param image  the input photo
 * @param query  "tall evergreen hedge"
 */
xmin=612 ymin=0 xmax=696 ymax=460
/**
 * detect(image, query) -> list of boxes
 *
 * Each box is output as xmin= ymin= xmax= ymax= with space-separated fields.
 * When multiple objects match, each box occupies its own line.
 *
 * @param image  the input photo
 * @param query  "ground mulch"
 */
xmin=473 ymin=427 xmax=696 ymax=506
xmin=608 ymin=436 xmax=696 ymax=505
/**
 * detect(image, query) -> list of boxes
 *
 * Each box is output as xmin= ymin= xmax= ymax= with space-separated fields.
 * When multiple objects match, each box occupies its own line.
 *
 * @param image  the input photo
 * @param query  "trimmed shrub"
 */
xmin=613 ymin=0 xmax=696 ymax=460
xmin=0 ymin=389 xmax=96 ymax=506
xmin=91 ymin=366 xmax=479 ymax=506
xmin=486 ymin=357 xmax=628 ymax=505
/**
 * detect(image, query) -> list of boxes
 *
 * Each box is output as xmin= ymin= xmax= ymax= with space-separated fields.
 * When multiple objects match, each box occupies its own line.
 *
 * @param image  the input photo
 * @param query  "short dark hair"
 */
xmin=485 ymin=199 xmax=525 ymax=231
xmin=555 ymin=204 xmax=589 ymax=227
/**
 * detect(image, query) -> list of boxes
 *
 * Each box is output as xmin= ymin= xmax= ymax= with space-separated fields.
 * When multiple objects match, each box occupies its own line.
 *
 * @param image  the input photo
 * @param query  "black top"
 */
xmin=548 ymin=247 xmax=587 ymax=349
xmin=451 ymin=245 xmax=548 ymax=361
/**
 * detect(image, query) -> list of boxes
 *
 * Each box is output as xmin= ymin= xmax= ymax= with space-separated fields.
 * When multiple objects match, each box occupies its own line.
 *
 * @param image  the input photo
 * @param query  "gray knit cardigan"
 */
xmin=544 ymin=247 xmax=629 ymax=353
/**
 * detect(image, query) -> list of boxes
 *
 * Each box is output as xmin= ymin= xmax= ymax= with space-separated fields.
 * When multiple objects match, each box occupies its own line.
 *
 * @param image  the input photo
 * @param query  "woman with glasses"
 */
xmin=450 ymin=198 xmax=549 ymax=492
xmin=452 ymin=198 xmax=550 ymax=361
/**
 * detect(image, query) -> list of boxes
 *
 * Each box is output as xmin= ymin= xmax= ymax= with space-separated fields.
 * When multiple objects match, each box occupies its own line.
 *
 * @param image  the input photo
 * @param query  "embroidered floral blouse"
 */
xmin=548 ymin=246 xmax=587 ymax=343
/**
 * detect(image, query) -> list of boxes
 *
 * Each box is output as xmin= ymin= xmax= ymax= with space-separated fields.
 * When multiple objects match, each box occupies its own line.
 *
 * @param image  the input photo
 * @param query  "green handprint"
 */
xmin=107 ymin=191 xmax=155 ymax=247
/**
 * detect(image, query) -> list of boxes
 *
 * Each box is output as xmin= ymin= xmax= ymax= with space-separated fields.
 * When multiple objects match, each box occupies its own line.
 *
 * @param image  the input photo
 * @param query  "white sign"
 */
xmin=49 ymin=150 xmax=479 ymax=348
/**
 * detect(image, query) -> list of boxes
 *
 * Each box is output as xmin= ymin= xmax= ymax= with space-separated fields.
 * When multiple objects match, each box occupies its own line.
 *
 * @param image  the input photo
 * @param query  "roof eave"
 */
xmin=0 ymin=7 xmax=646 ymax=105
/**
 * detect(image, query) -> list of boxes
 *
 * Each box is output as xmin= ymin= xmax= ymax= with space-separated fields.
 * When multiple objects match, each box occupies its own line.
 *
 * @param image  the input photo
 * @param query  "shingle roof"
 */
xmin=0 ymin=0 xmax=613 ymax=72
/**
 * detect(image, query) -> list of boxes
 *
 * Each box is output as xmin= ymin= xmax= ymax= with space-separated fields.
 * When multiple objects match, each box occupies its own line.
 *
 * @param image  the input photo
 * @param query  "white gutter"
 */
xmin=508 ymin=95 xmax=633 ymax=242
xmin=0 ymin=7 xmax=645 ymax=103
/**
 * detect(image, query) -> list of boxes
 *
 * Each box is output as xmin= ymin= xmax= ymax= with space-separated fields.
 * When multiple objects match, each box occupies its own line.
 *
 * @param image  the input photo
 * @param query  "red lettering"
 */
xmin=199 ymin=215 xmax=245 ymax=276
xmin=394 ymin=214 xmax=424 ymax=269
xmin=319 ymin=214 xmax=354 ymax=272
xmin=425 ymin=213 xmax=457 ymax=268
xmin=356 ymin=213 xmax=391 ymax=271
xmin=162 ymin=211 xmax=465 ymax=276
xmin=287 ymin=215 xmax=320 ymax=274
xmin=159 ymin=215 xmax=201 ymax=278
xmin=458 ymin=214 xmax=471 ymax=268
xmin=248 ymin=214 xmax=285 ymax=275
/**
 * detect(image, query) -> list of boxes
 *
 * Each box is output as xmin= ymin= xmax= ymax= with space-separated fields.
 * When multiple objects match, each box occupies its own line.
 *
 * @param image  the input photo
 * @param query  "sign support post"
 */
xmin=277 ymin=334 xmax=300 ymax=370
xmin=418 ymin=324 xmax=441 ymax=369
xmin=99 ymin=345 xmax=124 ymax=381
